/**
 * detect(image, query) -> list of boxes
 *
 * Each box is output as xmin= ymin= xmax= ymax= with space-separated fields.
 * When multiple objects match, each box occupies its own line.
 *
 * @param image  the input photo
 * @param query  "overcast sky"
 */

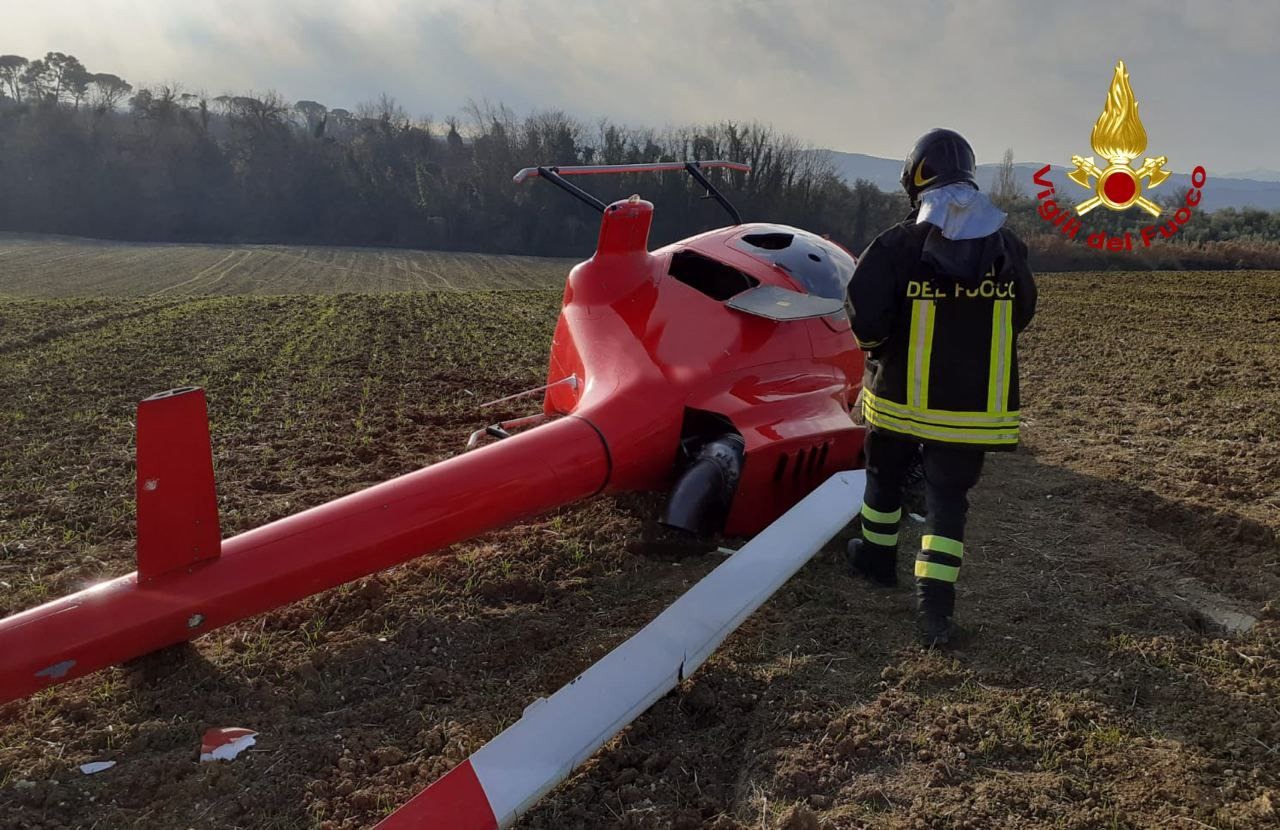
xmin=6 ymin=0 xmax=1276 ymax=172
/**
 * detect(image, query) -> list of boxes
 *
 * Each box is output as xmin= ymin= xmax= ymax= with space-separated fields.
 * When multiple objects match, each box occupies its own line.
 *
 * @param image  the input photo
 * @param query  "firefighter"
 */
xmin=843 ymin=128 xmax=1037 ymax=648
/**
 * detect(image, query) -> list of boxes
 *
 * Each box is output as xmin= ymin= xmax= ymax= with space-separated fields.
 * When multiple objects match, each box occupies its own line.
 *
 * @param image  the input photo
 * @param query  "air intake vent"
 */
xmin=741 ymin=232 xmax=794 ymax=250
xmin=668 ymin=250 xmax=759 ymax=300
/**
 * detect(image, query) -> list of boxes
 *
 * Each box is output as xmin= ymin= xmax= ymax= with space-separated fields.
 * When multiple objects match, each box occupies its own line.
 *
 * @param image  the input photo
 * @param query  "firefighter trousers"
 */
xmin=858 ymin=428 xmax=985 ymax=617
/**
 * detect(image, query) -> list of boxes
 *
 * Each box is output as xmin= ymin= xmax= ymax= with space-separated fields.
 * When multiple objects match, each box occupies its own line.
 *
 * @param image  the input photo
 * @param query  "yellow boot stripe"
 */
xmin=922 ymin=535 xmax=964 ymax=558
xmin=915 ymin=560 xmax=960 ymax=582
xmin=863 ymin=528 xmax=899 ymax=547
xmin=861 ymin=503 xmax=902 ymax=524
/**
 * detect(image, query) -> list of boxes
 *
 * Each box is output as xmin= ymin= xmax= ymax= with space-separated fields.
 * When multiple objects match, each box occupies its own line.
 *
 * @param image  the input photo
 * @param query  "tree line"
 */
xmin=4 ymin=51 xmax=1278 ymax=267
xmin=0 ymin=52 xmax=912 ymax=258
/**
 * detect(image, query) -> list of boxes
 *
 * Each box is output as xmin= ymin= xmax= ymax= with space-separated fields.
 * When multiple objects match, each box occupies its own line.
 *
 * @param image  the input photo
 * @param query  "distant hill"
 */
xmin=825 ymin=150 xmax=1280 ymax=212
xmin=823 ymin=152 xmax=905 ymax=191
xmin=1222 ymin=168 xmax=1280 ymax=183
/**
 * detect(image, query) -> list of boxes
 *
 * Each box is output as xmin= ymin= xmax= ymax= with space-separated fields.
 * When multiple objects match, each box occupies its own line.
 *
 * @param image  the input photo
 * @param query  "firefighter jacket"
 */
xmin=847 ymin=213 xmax=1037 ymax=451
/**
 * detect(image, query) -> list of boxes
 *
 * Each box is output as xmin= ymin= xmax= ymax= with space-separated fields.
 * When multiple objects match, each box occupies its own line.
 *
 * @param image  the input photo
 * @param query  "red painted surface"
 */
xmin=545 ymin=199 xmax=866 ymax=532
xmin=0 ymin=190 xmax=865 ymax=705
xmin=135 ymin=388 xmax=221 ymax=581
xmin=0 ymin=416 xmax=610 ymax=704
xmin=373 ymin=760 xmax=498 ymax=830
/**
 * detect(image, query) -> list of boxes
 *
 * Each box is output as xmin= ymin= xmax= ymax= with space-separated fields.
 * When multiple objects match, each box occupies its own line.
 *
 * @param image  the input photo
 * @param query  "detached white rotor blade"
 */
xmin=376 ymin=470 xmax=865 ymax=829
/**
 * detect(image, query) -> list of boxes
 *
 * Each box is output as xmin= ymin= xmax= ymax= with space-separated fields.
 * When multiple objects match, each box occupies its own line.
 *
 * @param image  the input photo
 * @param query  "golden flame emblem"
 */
xmin=1067 ymin=60 xmax=1169 ymax=216
xmin=1091 ymin=61 xmax=1147 ymax=164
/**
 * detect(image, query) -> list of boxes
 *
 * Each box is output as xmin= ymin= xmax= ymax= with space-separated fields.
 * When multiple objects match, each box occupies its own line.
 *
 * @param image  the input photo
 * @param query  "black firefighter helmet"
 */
xmin=900 ymin=128 xmax=978 ymax=206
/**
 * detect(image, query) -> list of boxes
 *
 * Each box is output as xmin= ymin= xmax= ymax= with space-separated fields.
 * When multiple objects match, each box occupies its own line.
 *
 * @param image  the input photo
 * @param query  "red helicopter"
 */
xmin=0 ymin=161 xmax=868 ymax=720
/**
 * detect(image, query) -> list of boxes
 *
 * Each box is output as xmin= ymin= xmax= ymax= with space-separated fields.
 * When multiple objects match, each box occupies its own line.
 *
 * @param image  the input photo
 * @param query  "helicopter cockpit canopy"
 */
xmin=730 ymin=227 xmax=856 ymax=300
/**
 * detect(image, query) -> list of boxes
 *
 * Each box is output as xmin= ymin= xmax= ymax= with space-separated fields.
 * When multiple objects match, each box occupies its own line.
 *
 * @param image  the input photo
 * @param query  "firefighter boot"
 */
xmin=844 ymin=501 xmax=903 ymax=587
xmin=917 ymin=605 xmax=960 ymax=648
xmin=916 ymin=579 xmax=963 ymax=648
xmin=844 ymin=538 xmax=898 ymax=587
xmin=915 ymin=534 xmax=964 ymax=648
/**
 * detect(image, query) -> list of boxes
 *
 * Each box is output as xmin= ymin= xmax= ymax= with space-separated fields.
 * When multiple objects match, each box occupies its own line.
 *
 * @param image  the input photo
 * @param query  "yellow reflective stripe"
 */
xmin=921 ymin=301 xmax=935 ymax=409
xmin=861 ymin=503 xmax=902 ymax=524
xmin=907 ymin=301 xmax=922 ymax=408
xmin=863 ymin=528 xmax=899 ymax=546
xmin=988 ymin=300 xmax=1002 ymax=412
xmin=862 ymin=396 xmax=1020 ymax=439
xmin=922 ymin=535 xmax=964 ymax=558
xmin=999 ymin=302 xmax=1013 ymax=412
xmin=869 ymin=410 xmax=1018 ymax=444
xmin=915 ymin=560 xmax=960 ymax=582
xmin=906 ymin=300 xmax=935 ymax=410
xmin=862 ymin=403 xmax=1020 ymax=445
xmin=988 ymin=300 xmax=1013 ymax=413
xmin=863 ymin=389 xmax=1020 ymax=426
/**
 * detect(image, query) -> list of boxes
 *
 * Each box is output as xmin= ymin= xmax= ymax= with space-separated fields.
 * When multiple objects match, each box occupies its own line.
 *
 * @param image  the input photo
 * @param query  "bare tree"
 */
xmin=357 ymin=93 xmax=408 ymax=132
xmin=1161 ymin=185 xmax=1193 ymax=210
xmin=194 ymin=91 xmax=212 ymax=131
xmin=130 ymin=84 xmax=193 ymax=126
xmin=176 ymin=90 xmax=212 ymax=130
xmin=462 ymin=99 xmax=516 ymax=140
xmin=227 ymin=90 xmax=289 ymax=135
xmin=991 ymin=148 xmax=1024 ymax=207
xmin=444 ymin=115 xmax=464 ymax=150
xmin=89 ymin=73 xmax=132 ymax=110
xmin=595 ymin=119 xmax=632 ymax=164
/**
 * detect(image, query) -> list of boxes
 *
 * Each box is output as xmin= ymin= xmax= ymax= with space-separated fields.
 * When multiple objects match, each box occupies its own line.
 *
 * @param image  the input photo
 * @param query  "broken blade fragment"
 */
xmin=199 ymin=727 xmax=258 ymax=762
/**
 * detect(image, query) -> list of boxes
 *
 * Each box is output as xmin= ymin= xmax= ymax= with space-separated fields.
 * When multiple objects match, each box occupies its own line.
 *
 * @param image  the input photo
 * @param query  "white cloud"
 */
xmin=4 ymin=0 xmax=1274 ymax=170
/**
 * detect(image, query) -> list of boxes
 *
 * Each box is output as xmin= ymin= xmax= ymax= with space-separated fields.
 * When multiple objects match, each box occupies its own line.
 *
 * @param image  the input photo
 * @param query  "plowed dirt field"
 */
xmin=1 ymin=239 xmax=1276 ymax=829
xmin=0 ymin=234 xmax=571 ymax=297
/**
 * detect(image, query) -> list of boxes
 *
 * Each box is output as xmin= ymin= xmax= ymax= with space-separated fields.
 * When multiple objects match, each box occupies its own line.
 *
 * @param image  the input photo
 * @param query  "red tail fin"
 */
xmin=135 ymin=387 xmax=221 ymax=581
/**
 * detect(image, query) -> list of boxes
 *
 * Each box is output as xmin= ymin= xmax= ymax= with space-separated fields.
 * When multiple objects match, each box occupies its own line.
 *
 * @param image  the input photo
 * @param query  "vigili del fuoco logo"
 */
xmin=1034 ymin=60 xmax=1207 ymax=251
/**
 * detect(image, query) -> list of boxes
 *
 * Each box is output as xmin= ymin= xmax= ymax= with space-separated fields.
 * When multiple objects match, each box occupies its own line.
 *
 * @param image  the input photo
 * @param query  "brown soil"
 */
xmin=1 ymin=268 xmax=1277 ymax=830
xmin=0 ymin=233 xmax=572 ymax=297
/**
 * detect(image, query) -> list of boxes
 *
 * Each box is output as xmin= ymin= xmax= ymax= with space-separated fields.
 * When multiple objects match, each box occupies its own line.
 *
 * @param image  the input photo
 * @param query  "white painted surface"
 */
xmin=469 ymin=471 xmax=865 ymax=827
xmin=199 ymin=728 xmax=258 ymax=762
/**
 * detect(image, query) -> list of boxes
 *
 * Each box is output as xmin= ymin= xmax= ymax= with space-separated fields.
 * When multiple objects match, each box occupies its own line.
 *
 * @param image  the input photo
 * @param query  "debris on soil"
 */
xmin=78 ymin=760 xmax=115 ymax=775
xmin=199 ymin=727 xmax=258 ymax=762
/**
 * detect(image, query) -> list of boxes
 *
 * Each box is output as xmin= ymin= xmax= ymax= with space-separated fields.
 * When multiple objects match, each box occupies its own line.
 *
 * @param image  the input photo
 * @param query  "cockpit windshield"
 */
xmin=729 ymin=226 xmax=856 ymax=300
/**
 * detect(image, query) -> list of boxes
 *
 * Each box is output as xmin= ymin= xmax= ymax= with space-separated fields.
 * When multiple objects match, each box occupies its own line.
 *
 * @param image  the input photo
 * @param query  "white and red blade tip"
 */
xmin=199 ymin=727 xmax=258 ymax=762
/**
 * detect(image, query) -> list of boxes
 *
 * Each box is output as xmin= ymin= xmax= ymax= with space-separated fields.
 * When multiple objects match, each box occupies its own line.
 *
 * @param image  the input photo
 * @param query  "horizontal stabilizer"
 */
xmin=377 ymin=470 xmax=865 ymax=829
xmin=135 ymin=387 xmax=221 ymax=581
